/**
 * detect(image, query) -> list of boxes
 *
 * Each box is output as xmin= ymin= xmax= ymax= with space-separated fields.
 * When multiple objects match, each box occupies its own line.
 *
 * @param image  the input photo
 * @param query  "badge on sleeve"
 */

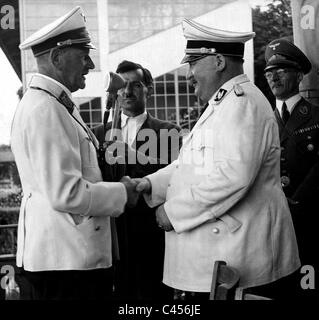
xmin=299 ymin=105 xmax=309 ymax=115
xmin=214 ymin=88 xmax=227 ymax=102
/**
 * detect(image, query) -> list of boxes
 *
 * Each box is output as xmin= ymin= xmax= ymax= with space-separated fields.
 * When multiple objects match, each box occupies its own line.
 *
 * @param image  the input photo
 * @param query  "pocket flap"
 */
xmin=218 ymin=213 xmax=242 ymax=233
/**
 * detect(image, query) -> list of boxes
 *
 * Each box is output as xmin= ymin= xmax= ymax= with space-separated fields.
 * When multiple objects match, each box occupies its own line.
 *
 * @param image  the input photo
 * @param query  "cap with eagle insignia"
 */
xmin=19 ymin=6 xmax=96 ymax=57
xmin=264 ymin=38 xmax=311 ymax=75
xmin=181 ymin=18 xmax=255 ymax=64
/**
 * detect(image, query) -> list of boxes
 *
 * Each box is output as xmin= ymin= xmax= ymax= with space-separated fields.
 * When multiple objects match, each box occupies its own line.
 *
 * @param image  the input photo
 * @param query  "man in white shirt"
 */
xmin=11 ymin=6 xmax=138 ymax=300
xmin=94 ymin=60 xmax=181 ymax=299
xmin=264 ymin=38 xmax=319 ymax=286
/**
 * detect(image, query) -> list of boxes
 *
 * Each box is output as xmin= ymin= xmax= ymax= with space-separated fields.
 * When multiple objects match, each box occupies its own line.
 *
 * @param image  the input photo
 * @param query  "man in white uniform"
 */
xmin=136 ymin=19 xmax=300 ymax=300
xmin=11 ymin=6 xmax=138 ymax=299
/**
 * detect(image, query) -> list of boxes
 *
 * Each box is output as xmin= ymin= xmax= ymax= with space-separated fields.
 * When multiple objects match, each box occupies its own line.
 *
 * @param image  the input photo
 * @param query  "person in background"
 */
xmin=94 ymin=60 xmax=181 ymax=300
xmin=264 ymin=38 xmax=319 ymax=278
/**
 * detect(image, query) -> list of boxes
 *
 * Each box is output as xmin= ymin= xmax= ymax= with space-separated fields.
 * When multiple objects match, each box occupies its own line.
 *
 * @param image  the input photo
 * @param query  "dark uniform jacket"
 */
xmin=93 ymin=113 xmax=181 ymax=299
xmin=275 ymin=97 xmax=319 ymax=267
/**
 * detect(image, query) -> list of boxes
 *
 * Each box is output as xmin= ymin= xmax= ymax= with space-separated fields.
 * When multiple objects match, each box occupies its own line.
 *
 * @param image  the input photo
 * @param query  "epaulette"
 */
xmin=234 ymin=84 xmax=244 ymax=96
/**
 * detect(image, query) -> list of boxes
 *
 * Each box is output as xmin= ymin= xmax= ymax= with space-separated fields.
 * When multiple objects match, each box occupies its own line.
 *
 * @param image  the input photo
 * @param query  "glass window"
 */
xmin=166 ymin=83 xmax=175 ymax=94
xmin=157 ymin=108 xmax=166 ymax=120
xmin=155 ymin=83 xmax=165 ymax=95
xmin=75 ymin=97 xmax=102 ymax=128
xmin=156 ymin=96 xmax=165 ymax=108
xmin=152 ymin=67 xmax=201 ymax=130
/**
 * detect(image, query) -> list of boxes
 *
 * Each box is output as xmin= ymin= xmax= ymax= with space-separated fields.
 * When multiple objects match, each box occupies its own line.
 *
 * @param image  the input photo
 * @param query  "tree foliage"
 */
xmin=253 ymin=0 xmax=293 ymax=105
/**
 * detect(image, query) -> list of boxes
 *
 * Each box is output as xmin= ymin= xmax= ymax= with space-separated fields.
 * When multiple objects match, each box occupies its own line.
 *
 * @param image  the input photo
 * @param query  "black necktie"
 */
xmin=281 ymin=102 xmax=290 ymax=126
xmin=200 ymin=102 xmax=209 ymax=116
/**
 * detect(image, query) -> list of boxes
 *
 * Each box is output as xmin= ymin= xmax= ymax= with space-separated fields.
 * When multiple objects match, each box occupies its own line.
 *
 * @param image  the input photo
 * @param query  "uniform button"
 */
xmin=307 ymin=144 xmax=314 ymax=151
xmin=212 ymin=228 xmax=219 ymax=234
xmin=95 ymin=226 xmax=100 ymax=231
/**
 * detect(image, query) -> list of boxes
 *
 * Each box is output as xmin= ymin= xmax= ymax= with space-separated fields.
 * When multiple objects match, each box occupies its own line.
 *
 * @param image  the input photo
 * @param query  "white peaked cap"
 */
xmin=181 ymin=18 xmax=255 ymax=63
xmin=19 ymin=6 xmax=95 ymax=56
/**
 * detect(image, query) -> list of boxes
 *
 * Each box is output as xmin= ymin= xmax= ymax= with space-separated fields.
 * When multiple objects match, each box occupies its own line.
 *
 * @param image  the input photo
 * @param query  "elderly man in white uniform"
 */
xmin=11 ymin=6 xmax=138 ymax=300
xmin=136 ymin=19 xmax=300 ymax=300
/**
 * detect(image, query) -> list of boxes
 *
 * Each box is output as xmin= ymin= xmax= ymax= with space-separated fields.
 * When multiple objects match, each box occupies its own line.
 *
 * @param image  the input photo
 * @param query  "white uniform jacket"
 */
xmin=145 ymin=74 xmax=300 ymax=291
xmin=11 ymin=74 xmax=127 ymax=271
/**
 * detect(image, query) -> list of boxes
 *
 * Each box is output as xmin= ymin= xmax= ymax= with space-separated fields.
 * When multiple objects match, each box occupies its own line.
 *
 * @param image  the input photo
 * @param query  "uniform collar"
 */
xmin=276 ymin=93 xmax=302 ymax=114
xmin=121 ymin=110 xmax=147 ymax=128
xmin=34 ymin=73 xmax=72 ymax=98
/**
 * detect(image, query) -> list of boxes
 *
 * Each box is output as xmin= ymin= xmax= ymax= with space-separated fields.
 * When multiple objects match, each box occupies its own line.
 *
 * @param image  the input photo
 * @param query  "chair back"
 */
xmin=210 ymin=260 xmax=240 ymax=300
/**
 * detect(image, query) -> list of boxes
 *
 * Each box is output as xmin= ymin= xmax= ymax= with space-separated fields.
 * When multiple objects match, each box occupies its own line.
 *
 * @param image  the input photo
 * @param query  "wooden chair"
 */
xmin=210 ymin=260 xmax=272 ymax=300
xmin=209 ymin=260 xmax=240 ymax=300
xmin=235 ymin=287 xmax=272 ymax=300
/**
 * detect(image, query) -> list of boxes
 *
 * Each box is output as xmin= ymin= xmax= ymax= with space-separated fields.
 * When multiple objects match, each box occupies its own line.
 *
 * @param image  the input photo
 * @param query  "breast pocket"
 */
xmin=80 ymin=136 xmax=97 ymax=168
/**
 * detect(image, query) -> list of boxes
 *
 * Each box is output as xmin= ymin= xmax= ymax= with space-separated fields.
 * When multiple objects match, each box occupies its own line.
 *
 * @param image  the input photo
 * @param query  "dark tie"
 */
xmin=281 ymin=102 xmax=290 ymax=126
xmin=200 ymin=102 xmax=209 ymax=116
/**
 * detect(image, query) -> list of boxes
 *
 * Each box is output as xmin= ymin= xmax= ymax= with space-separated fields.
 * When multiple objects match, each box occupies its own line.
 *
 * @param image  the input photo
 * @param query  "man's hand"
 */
xmin=156 ymin=204 xmax=174 ymax=232
xmin=120 ymin=176 xmax=139 ymax=208
xmin=134 ymin=178 xmax=152 ymax=194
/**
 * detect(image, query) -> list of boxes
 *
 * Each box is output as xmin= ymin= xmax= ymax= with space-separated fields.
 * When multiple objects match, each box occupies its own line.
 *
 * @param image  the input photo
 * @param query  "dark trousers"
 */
xmin=15 ymin=267 xmax=113 ymax=300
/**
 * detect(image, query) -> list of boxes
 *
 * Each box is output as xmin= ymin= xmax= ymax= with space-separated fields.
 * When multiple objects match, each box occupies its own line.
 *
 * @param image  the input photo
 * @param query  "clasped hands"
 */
xmin=119 ymin=176 xmax=174 ymax=232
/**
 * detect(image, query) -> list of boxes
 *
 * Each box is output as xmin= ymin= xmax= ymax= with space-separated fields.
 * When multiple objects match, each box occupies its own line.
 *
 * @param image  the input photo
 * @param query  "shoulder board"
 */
xmin=234 ymin=84 xmax=244 ymax=96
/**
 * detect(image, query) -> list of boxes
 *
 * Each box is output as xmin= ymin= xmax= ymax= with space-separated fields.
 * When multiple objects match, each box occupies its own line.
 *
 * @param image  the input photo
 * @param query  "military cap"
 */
xmin=19 ymin=6 xmax=96 ymax=57
xmin=264 ymin=38 xmax=311 ymax=74
xmin=181 ymin=19 xmax=255 ymax=64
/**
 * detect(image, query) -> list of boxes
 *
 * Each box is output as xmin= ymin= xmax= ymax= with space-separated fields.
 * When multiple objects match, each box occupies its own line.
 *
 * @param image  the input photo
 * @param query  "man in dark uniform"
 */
xmin=94 ymin=60 xmax=181 ymax=300
xmin=264 ymin=38 xmax=319 ymax=275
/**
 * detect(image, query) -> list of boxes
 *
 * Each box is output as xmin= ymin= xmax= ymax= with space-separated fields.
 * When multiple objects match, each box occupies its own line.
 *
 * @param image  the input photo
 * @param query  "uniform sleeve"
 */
xmin=24 ymin=99 xmax=127 ymax=217
xmin=163 ymin=97 xmax=278 ymax=233
xmin=143 ymin=160 xmax=178 ymax=207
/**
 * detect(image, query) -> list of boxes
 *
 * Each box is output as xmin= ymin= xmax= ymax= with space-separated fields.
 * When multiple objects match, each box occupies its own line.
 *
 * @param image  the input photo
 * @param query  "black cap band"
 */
xmin=186 ymin=40 xmax=244 ymax=57
xmin=32 ymin=27 xmax=92 ymax=56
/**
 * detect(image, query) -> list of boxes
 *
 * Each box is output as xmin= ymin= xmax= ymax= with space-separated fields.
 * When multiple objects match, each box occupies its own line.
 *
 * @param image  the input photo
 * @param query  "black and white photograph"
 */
xmin=0 ymin=0 xmax=318 ymax=313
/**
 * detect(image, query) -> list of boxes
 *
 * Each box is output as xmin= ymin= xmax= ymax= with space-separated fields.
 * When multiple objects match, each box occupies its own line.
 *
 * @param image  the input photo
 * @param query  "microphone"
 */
xmin=103 ymin=72 xmax=126 ymax=125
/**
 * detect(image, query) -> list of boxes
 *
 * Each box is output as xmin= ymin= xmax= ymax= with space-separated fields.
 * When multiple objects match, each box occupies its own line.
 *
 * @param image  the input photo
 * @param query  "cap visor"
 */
xmin=180 ymin=54 xmax=207 ymax=64
xmin=85 ymin=42 xmax=96 ymax=50
xmin=264 ymin=59 xmax=300 ymax=72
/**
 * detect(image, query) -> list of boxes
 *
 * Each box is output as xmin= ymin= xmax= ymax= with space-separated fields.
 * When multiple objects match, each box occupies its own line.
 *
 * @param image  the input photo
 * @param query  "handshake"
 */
xmin=119 ymin=176 xmax=174 ymax=232
xmin=119 ymin=176 xmax=151 ymax=208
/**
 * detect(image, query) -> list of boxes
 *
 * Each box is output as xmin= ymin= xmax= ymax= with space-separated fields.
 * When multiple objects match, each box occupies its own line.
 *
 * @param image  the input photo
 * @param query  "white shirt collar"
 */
xmin=276 ymin=93 xmax=302 ymax=114
xmin=121 ymin=110 xmax=147 ymax=128
xmin=35 ymin=73 xmax=72 ymax=98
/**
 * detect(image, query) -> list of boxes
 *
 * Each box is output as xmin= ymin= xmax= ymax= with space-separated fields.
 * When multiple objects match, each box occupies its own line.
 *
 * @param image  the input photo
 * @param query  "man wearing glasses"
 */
xmin=264 ymin=38 xmax=319 ymax=281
